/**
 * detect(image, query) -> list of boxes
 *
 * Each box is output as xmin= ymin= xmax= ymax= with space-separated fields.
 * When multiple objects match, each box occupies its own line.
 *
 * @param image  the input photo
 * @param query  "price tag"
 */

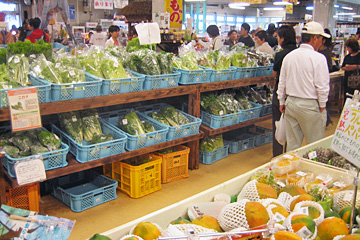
xmin=296 ymin=171 xmax=307 ymax=177
xmin=273 ymin=212 xmax=286 ymax=222
xmin=227 ymin=98 xmax=232 ymax=103
xmin=122 ymin=119 xmax=128 ymax=125
xmin=69 ymin=70 xmax=76 ymax=76
xmin=219 ymin=110 xmax=224 ymax=116
xmin=15 ymin=157 xmax=46 ymax=185
xmin=343 ymin=191 xmax=353 ymax=202
xmin=14 ymin=56 xmax=20 ymax=64
xmin=333 ymin=181 xmax=346 ymax=188
xmin=8 ymin=88 xmax=42 ymax=132
xmin=72 ymin=116 xmax=77 ymax=122
xmin=277 ymin=181 xmax=286 ymax=187
xmin=308 ymin=151 xmax=317 ymax=159
xmin=55 ymin=63 xmax=61 ymax=68
xmin=113 ymin=61 xmax=119 ymax=68
xmin=283 ymin=154 xmax=294 ymax=159
xmin=296 ymin=226 xmax=313 ymax=239
xmin=300 ymin=206 xmax=309 ymax=215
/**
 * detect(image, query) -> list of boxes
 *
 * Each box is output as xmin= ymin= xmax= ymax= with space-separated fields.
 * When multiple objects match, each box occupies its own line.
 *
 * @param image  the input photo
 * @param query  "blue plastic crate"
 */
xmin=228 ymin=67 xmax=237 ymax=80
xmin=51 ymin=120 xmax=127 ymax=163
xmin=1 ymin=75 xmax=51 ymax=108
xmin=260 ymin=103 xmax=272 ymax=116
xmin=135 ymin=103 xmax=202 ymax=141
xmin=201 ymin=110 xmax=241 ymax=129
xmin=52 ymin=42 xmax=70 ymax=52
xmin=99 ymin=109 xmax=168 ymax=151
xmin=85 ymin=71 xmax=145 ymax=96
xmin=210 ymin=68 xmax=231 ymax=82
xmin=0 ymin=44 xmax=7 ymax=48
xmin=140 ymin=71 xmax=180 ymax=90
xmin=0 ymin=126 xmax=69 ymax=178
xmin=246 ymin=126 xmax=273 ymax=146
xmin=224 ymin=133 xmax=255 ymax=154
xmin=199 ymin=145 xmax=229 ymax=165
xmin=237 ymin=67 xmax=257 ymax=79
xmin=175 ymin=67 xmax=211 ymax=84
xmin=239 ymin=102 xmax=262 ymax=122
xmin=45 ymin=170 xmax=117 ymax=212
xmin=255 ymin=65 xmax=273 ymax=77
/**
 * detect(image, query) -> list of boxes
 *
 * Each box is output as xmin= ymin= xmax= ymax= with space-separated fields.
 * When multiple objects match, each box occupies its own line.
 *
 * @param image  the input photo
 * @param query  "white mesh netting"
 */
xmin=129 ymin=222 xmax=164 ymax=237
xmin=333 ymin=190 xmax=360 ymax=212
xmin=266 ymin=204 xmax=288 ymax=224
xmin=277 ymin=192 xmax=296 ymax=212
xmin=163 ymin=224 xmax=217 ymax=240
xmin=260 ymin=198 xmax=284 ymax=208
xmin=283 ymin=212 xmax=317 ymax=240
xmin=293 ymin=201 xmax=325 ymax=226
xmin=237 ymin=180 xmax=260 ymax=202
xmin=119 ymin=235 xmax=143 ymax=240
xmin=333 ymin=235 xmax=346 ymax=240
xmin=218 ymin=200 xmax=250 ymax=232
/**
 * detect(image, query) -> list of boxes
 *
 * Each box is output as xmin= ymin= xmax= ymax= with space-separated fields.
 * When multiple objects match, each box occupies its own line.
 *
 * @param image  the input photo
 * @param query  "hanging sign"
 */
xmin=135 ymin=22 xmax=161 ymax=45
xmin=69 ymin=5 xmax=75 ymax=19
xmin=286 ymin=4 xmax=293 ymax=14
xmin=331 ymin=99 xmax=360 ymax=167
xmin=94 ymin=0 xmax=114 ymax=10
xmin=165 ymin=0 xmax=183 ymax=28
xmin=8 ymin=88 xmax=42 ymax=132
xmin=15 ymin=156 xmax=46 ymax=186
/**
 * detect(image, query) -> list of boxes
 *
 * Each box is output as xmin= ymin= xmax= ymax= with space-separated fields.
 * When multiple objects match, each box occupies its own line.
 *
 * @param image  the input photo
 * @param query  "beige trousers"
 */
xmin=285 ymin=96 xmax=327 ymax=152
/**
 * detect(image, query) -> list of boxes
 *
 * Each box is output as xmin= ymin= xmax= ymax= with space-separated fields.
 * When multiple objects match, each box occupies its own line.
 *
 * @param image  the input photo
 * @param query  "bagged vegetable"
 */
xmin=80 ymin=109 xmax=103 ymax=142
xmin=59 ymin=111 xmax=84 ymax=144
xmin=31 ymin=141 xmax=49 ymax=154
xmin=100 ymin=56 xmax=128 ymax=79
xmin=126 ymin=37 xmax=156 ymax=53
xmin=7 ymin=54 xmax=31 ymax=86
xmin=142 ymin=121 xmax=156 ymax=133
xmin=232 ymin=52 xmax=248 ymax=68
xmin=217 ymin=93 xmax=242 ymax=113
xmin=129 ymin=49 xmax=161 ymax=75
xmin=148 ymin=112 xmax=170 ymax=126
xmin=119 ymin=111 xmax=146 ymax=135
xmin=200 ymin=134 xmax=224 ymax=152
xmin=157 ymin=52 xmax=174 ymax=74
xmin=216 ymin=51 xmax=232 ymax=70
xmin=31 ymin=55 xmax=62 ymax=84
xmin=2 ymin=145 xmax=20 ymax=158
xmin=9 ymin=134 xmax=32 ymax=153
xmin=79 ymin=50 xmax=104 ymax=78
xmin=37 ymin=130 xmax=61 ymax=151
xmin=197 ymin=51 xmax=215 ymax=69
xmin=91 ymin=133 xmax=114 ymax=144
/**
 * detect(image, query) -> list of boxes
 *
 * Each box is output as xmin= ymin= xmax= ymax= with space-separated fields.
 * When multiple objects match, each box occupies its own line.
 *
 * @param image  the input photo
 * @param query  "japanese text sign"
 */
xmin=8 ymin=88 xmax=42 ymax=132
xmin=165 ymin=0 xmax=183 ymax=28
xmin=331 ymin=99 xmax=360 ymax=167
xmin=94 ymin=0 xmax=114 ymax=10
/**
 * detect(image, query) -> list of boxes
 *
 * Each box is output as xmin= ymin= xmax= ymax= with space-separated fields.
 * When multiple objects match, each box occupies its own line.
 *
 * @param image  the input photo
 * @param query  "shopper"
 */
xmin=198 ymin=25 xmax=223 ymax=50
xmin=341 ymin=38 xmax=360 ymax=100
xmin=255 ymin=30 xmax=274 ymax=55
xmin=277 ymin=21 xmax=330 ymax=151
xmin=355 ymin=29 xmax=360 ymax=46
xmin=238 ymin=23 xmax=255 ymax=47
xmin=18 ymin=20 xmax=29 ymax=42
xmin=89 ymin=24 xmax=107 ymax=47
xmin=26 ymin=18 xmax=50 ymax=43
xmin=272 ymin=25 xmax=297 ymax=157
xmin=85 ymin=31 xmax=93 ymax=45
xmin=224 ymin=30 xmax=238 ymax=48
xmin=105 ymin=25 xmax=121 ymax=47
xmin=267 ymin=23 xmax=278 ymax=48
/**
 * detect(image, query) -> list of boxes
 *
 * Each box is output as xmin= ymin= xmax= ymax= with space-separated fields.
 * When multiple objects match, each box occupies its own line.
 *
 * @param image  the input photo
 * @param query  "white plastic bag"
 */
xmin=275 ymin=113 xmax=286 ymax=145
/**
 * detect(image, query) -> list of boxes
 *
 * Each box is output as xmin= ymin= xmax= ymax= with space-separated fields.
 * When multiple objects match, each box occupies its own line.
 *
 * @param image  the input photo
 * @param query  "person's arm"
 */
xmin=277 ymin=56 xmax=288 ymax=113
xmin=341 ymin=64 xmax=360 ymax=71
xmin=314 ymin=56 xmax=330 ymax=111
xmin=213 ymin=37 xmax=223 ymax=50
xmin=197 ymin=39 xmax=211 ymax=49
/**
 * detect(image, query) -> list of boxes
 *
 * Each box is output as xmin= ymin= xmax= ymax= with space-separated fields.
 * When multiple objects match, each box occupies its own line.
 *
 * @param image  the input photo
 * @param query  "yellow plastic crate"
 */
xmin=113 ymin=154 xmax=162 ymax=198
xmin=155 ymin=145 xmax=190 ymax=183
xmin=103 ymin=163 xmax=113 ymax=178
xmin=6 ymin=183 xmax=40 ymax=212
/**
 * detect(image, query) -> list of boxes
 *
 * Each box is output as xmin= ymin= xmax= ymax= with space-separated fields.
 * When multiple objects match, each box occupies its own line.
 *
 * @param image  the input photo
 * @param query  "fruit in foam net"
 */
xmin=256 ymin=182 xmax=277 ymax=199
xmin=290 ymin=194 xmax=316 ymax=211
xmin=290 ymin=214 xmax=316 ymax=236
xmin=244 ymin=201 xmax=270 ymax=228
xmin=339 ymin=206 xmax=358 ymax=224
xmin=192 ymin=215 xmax=223 ymax=232
xmin=302 ymin=204 xmax=321 ymax=219
xmin=280 ymin=185 xmax=306 ymax=197
xmin=317 ymin=217 xmax=349 ymax=240
xmin=170 ymin=217 xmax=191 ymax=225
xmin=132 ymin=222 xmax=161 ymax=240
xmin=274 ymin=230 xmax=302 ymax=240
xmin=269 ymin=203 xmax=289 ymax=219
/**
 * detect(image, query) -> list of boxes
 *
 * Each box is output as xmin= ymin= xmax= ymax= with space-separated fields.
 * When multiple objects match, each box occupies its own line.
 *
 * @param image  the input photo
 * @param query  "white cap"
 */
xmin=302 ymin=21 xmax=331 ymax=38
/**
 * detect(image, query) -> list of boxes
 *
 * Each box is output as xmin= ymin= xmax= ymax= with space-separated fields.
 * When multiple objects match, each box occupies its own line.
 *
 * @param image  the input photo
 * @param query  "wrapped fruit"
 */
xmin=271 ymin=154 xmax=300 ymax=176
xmin=286 ymin=171 xmax=314 ymax=188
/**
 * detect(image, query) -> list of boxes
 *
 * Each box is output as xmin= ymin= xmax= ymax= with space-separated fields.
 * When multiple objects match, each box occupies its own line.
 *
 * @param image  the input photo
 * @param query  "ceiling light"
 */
xmin=353 ymin=15 xmax=360 ymax=18
xmin=334 ymin=4 xmax=339 ymax=8
xmin=273 ymin=1 xmax=292 ymax=5
xmin=229 ymin=2 xmax=250 ymax=8
xmin=341 ymin=6 xmax=353 ymax=10
xmin=264 ymin=7 xmax=284 ymax=10
xmin=336 ymin=12 xmax=355 ymax=15
xmin=306 ymin=6 xmax=314 ymax=10
xmin=229 ymin=6 xmax=245 ymax=9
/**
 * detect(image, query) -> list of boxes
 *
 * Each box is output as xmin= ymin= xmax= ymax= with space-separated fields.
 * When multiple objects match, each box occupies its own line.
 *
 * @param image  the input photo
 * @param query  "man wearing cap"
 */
xmin=277 ymin=21 xmax=330 ymax=151
xmin=89 ymin=24 xmax=107 ymax=47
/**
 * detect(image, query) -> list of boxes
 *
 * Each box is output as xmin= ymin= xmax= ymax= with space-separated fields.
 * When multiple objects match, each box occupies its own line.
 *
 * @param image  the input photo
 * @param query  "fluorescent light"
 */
xmin=341 ymin=6 xmax=353 ymax=10
xmin=353 ymin=15 xmax=360 ymax=18
xmin=229 ymin=2 xmax=250 ymax=7
xmin=306 ymin=6 xmax=314 ymax=10
xmin=263 ymin=7 xmax=284 ymax=10
xmin=334 ymin=4 xmax=339 ymax=8
xmin=336 ymin=12 xmax=356 ymax=15
xmin=229 ymin=6 xmax=245 ymax=9
xmin=273 ymin=1 xmax=292 ymax=5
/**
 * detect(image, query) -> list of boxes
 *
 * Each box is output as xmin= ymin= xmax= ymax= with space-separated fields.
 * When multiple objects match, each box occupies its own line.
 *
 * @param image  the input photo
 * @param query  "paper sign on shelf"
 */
xmin=15 ymin=155 xmax=46 ymax=186
xmin=8 ymin=88 xmax=42 ymax=132
xmin=331 ymin=98 xmax=360 ymax=167
xmin=135 ymin=22 xmax=161 ymax=45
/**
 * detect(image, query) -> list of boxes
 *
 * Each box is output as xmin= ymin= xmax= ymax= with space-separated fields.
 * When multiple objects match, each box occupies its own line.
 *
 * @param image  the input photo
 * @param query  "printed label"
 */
xmin=273 ymin=212 xmax=286 ymax=222
xmin=219 ymin=110 xmax=224 ymax=116
xmin=122 ymin=119 xmax=128 ymax=125
xmin=300 ymin=206 xmax=309 ymax=215
xmin=113 ymin=61 xmax=119 ymax=68
xmin=296 ymin=226 xmax=313 ymax=239
xmin=72 ymin=116 xmax=77 ymax=122
xmin=296 ymin=171 xmax=307 ymax=177
xmin=308 ymin=151 xmax=317 ymax=159
xmin=69 ymin=70 xmax=76 ymax=76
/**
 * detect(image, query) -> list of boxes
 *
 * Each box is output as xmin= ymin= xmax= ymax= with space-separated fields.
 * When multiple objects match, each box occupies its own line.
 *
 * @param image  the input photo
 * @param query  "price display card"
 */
xmin=331 ymin=99 xmax=360 ymax=167
xmin=15 ymin=155 xmax=46 ymax=186
xmin=8 ymin=88 xmax=42 ymax=132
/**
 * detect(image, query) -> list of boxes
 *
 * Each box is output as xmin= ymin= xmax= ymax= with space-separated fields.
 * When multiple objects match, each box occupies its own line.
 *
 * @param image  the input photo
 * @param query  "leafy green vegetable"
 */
xmin=148 ymin=112 xmax=170 ymax=125
xmin=11 ymin=102 xmax=24 ymax=111
xmin=129 ymin=50 xmax=161 ymax=75
xmin=59 ymin=111 xmax=84 ymax=144
xmin=91 ymin=133 xmax=114 ymax=144
xmin=232 ymin=52 xmax=248 ymax=68
xmin=9 ymin=134 xmax=32 ymax=152
xmin=79 ymin=50 xmax=104 ymax=78
xmin=200 ymin=134 xmax=224 ymax=152
xmin=216 ymin=52 xmax=232 ymax=70
xmin=2 ymin=145 xmax=20 ymax=158
xmin=80 ymin=109 xmax=103 ymax=142
xmin=181 ymin=52 xmax=200 ymax=70
xmin=31 ymin=141 xmax=49 ymax=154
xmin=126 ymin=37 xmax=157 ymax=53
xmin=157 ymin=53 xmax=174 ymax=74
xmin=142 ymin=121 xmax=156 ymax=133
xmin=58 ymin=66 xmax=85 ymax=83
xmin=37 ymin=130 xmax=61 ymax=151
xmin=100 ymin=58 xmax=128 ymax=79
xmin=7 ymin=39 xmax=52 ymax=60
xmin=0 ymin=48 xmax=6 ymax=65
xmin=7 ymin=54 xmax=30 ymax=86
xmin=119 ymin=112 xmax=146 ymax=135
xmin=31 ymin=56 xmax=62 ymax=84
xmin=197 ymin=52 xmax=215 ymax=69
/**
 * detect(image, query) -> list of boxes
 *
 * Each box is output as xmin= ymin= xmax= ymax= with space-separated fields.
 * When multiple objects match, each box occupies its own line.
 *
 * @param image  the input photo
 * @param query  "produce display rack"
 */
xmin=0 ymin=75 xmax=274 ymax=204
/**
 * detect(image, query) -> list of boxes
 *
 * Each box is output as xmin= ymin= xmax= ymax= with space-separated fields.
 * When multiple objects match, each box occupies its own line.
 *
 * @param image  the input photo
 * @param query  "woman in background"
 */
xmin=341 ymin=38 xmax=360 ymax=100
xmin=198 ymin=25 xmax=223 ymax=50
xmin=255 ymin=30 xmax=274 ymax=55
xmin=105 ymin=25 xmax=121 ymax=47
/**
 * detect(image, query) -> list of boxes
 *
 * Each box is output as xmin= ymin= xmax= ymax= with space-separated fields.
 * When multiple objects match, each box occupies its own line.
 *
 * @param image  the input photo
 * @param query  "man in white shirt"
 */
xmin=277 ymin=21 xmax=330 ymax=151
xmin=89 ymin=24 xmax=107 ymax=48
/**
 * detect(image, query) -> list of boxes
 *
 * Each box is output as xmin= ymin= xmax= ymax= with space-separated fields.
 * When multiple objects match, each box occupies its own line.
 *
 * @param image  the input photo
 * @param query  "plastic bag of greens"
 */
xmin=129 ymin=49 xmax=161 ymax=75
xmin=180 ymin=52 xmax=200 ymax=70
xmin=100 ymin=55 xmax=128 ymax=79
xmin=2 ymin=145 xmax=20 ymax=158
xmin=157 ymin=52 xmax=174 ymax=74
xmin=7 ymin=54 xmax=31 ymax=86
xmin=31 ymin=55 xmax=62 ymax=84
xmin=105 ymin=47 xmax=131 ymax=68
xmin=148 ymin=112 xmax=170 ymax=126
xmin=91 ymin=133 xmax=114 ymax=144
xmin=200 ymin=134 xmax=224 ymax=152
xmin=232 ymin=52 xmax=248 ymax=68
xmin=197 ymin=51 xmax=215 ymax=69
xmin=37 ymin=130 xmax=61 ymax=151
xmin=58 ymin=65 xmax=85 ymax=84
xmin=119 ymin=111 xmax=146 ymax=135
xmin=54 ymin=52 xmax=82 ymax=69
xmin=30 ymin=141 xmax=49 ymax=154
xmin=235 ymin=89 xmax=253 ymax=110
xmin=0 ymin=64 xmax=21 ymax=89
xmin=216 ymin=51 xmax=232 ymax=70
xmin=59 ymin=111 xmax=84 ymax=144
xmin=79 ymin=49 xmax=104 ymax=78
xmin=142 ymin=121 xmax=156 ymax=133
xmin=9 ymin=134 xmax=32 ymax=153
xmin=173 ymin=57 xmax=188 ymax=70
xmin=80 ymin=109 xmax=103 ymax=142
xmin=218 ymin=93 xmax=241 ymax=113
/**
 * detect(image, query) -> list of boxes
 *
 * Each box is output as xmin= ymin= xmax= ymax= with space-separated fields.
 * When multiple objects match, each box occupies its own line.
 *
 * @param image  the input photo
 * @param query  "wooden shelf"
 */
xmin=6 ymin=132 xmax=204 ymax=188
xmin=200 ymin=115 xmax=272 ymax=136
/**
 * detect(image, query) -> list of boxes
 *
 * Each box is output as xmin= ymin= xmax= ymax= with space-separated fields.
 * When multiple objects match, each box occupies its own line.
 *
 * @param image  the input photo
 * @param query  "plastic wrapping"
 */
xmin=31 ymin=54 xmax=62 ymax=84
xmin=200 ymin=134 xmax=224 ymax=152
xmin=7 ymin=54 xmax=30 ymax=86
xmin=100 ymin=55 xmax=128 ymax=79
xmin=129 ymin=49 xmax=161 ymax=75
xmin=216 ymin=51 xmax=232 ymax=70
xmin=58 ymin=111 xmax=84 ymax=144
xmin=119 ymin=111 xmax=147 ymax=136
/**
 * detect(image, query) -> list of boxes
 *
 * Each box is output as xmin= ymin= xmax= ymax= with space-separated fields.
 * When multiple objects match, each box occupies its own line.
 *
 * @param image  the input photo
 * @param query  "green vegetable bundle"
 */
xmin=200 ymin=92 xmax=243 ymax=116
xmin=0 ymin=48 xmax=6 ymax=65
xmin=232 ymin=52 xmax=248 ymax=68
xmin=81 ymin=109 xmax=103 ymax=142
xmin=0 ymin=64 xmax=21 ymax=90
xmin=129 ymin=49 xmax=161 ymax=75
xmin=31 ymin=55 xmax=62 ymax=84
xmin=7 ymin=54 xmax=30 ymax=86
xmin=126 ymin=37 xmax=157 ymax=53
xmin=59 ymin=111 xmax=84 ymax=143
xmin=7 ymin=39 xmax=52 ymax=60
xmin=118 ymin=111 xmax=156 ymax=136
xmin=100 ymin=58 xmax=128 ymax=79
xmin=79 ymin=50 xmax=104 ymax=78
xmin=178 ymin=52 xmax=201 ymax=70
xmin=200 ymin=134 xmax=224 ymax=152
xmin=147 ymin=105 xmax=191 ymax=127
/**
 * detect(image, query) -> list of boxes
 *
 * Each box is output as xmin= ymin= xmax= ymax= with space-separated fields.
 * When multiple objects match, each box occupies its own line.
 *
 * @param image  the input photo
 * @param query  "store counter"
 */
xmin=329 ymin=70 xmax=344 ymax=113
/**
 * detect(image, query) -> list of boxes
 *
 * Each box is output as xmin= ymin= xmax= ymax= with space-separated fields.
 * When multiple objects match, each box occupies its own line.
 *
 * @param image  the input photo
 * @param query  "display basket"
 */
xmin=99 ymin=109 xmax=168 ymax=151
xmin=0 ymin=126 xmax=69 ymax=178
xmin=228 ymin=67 xmax=237 ymax=80
xmin=199 ymin=145 xmax=229 ymax=165
xmin=45 ymin=170 xmax=118 ymax=212
xmin=259 ymin=103 xmax=272 ymax=116
xmin=85 ymin=71 xmax=145 ymax=96
xmin=136 ymin=71 xmax=180 ymax=90
xmin=6 ymin=182 xmax=40 ymax=212
xmin=135 ymin=103 xmax=201 ymax=141
xmin=255 ymin=65 xmax=273 ymax=77
xmin=51 ymin=120 xmax=127 ymax=163
xmin=235 ymin=67 xmax=257 ymax=79
xmin=239 ymin=102 xmax=262 ymax=122
xmin=209 ymin=68 xmax=231 ymax=82
xmin=245 ymin=125 xmax=273 ymax=146
xmin=52 ymin=42 xmax=70 ymax=52
xmin=154 ymin=145 xmax=190 ymax=183
xmin=175 ymin=67 xmax=212 ymax=84
xmin=224 ymin=133 xmax=255 ymax=154
xmin=114 ymin=154 xmax=162 ymax=198
xmin=1 ymin=75 xmax=51 ymax=108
